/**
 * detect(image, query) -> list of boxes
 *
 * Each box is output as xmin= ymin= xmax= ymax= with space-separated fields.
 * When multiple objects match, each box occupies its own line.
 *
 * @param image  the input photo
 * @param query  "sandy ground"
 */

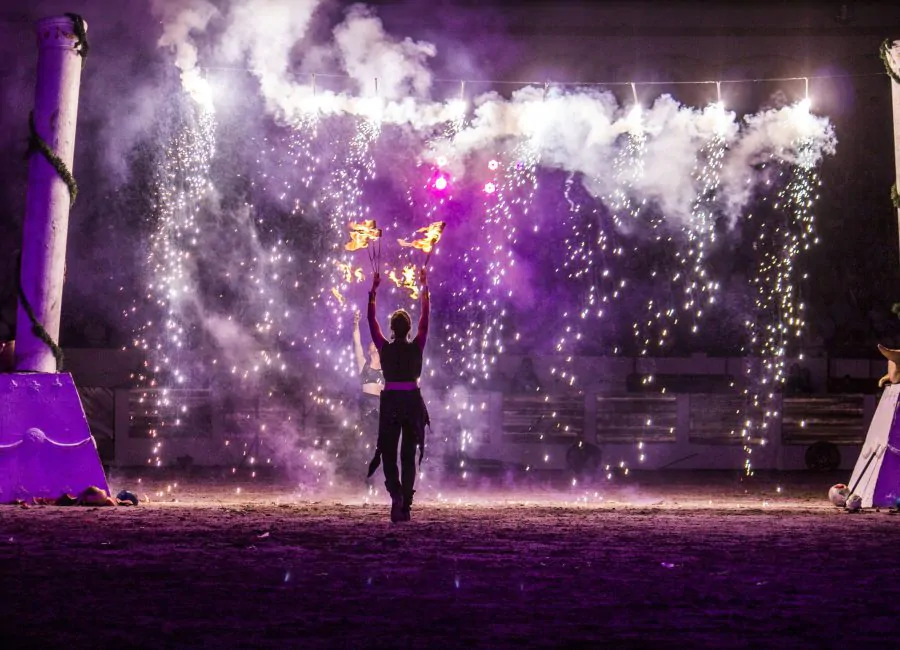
xmin=1 ymin=471 xmax=899 ymax=649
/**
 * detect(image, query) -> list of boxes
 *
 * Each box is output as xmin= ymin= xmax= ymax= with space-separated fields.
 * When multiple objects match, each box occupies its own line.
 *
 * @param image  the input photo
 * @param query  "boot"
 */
xmin=390 ymin=493 xmax=405 ymax=523
xmin=386 ymin=484 xmax=405 ymax=523
xmin=401 ymin=489 xmax=415 ymax=522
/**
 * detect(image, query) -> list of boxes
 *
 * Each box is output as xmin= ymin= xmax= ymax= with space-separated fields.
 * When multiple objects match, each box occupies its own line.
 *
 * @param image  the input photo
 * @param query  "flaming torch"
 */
xmin=398 ymin=220 xmax=446 ymax=268
xmin=345 ymin=219 xmax=382 ymax=271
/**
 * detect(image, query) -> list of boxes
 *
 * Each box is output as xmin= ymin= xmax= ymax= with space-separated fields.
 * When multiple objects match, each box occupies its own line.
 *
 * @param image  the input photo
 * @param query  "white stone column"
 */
xmin=890 ymin=42 xmax=900 ymax=257
xmin=15 ymin=16 xmax=86 ymax=372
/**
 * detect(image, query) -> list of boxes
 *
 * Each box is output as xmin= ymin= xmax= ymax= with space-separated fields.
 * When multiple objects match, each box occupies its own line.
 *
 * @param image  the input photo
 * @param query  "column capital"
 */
xmin=34 ymin=16 xmax=87 ymax=51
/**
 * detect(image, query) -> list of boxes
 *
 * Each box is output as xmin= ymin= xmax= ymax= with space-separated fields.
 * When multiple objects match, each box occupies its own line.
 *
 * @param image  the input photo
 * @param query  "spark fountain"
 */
xmin=123 ymin=3 xmax=841 ymax=495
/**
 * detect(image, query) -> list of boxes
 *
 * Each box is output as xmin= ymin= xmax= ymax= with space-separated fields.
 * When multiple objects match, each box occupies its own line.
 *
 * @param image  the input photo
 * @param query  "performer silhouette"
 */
xmin=366 ymin=267 xmax=430 ymax=523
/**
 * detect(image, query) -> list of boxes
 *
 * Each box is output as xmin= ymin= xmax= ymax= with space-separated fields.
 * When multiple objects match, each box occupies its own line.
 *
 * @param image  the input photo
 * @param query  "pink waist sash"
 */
xmin=383 ymin=381 xmax=419 ymax=391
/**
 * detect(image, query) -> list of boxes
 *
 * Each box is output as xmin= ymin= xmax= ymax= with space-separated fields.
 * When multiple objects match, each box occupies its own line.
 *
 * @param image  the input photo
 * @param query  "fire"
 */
xmin=335 ymin=260 xmax=365 ymax=283
xmin=398 ymin=221 xmax=445 ymax=254
xmin=345 ymin=220 xmax=382 ymax=251
xmin=331 ymin=287 xmax=346 ymax=306
xmin=387 ymin=265 xmax=420 ymax=300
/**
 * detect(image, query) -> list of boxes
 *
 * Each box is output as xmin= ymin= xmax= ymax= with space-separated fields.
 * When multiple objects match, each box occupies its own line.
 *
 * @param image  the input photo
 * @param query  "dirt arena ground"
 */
xmin=1 ymin=470 xmax=898 ymax=649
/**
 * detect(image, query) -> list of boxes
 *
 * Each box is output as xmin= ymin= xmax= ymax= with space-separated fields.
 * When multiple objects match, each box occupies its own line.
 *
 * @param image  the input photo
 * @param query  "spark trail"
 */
xmin=738 ymin=140 xmax=821 ymax=474
xmin=127 ymin=106 xmax=216 ymax=466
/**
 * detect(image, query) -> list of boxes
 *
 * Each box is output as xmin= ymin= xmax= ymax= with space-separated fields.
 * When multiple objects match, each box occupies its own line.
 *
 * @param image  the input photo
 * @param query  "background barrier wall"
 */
xmin=53 ymin=349 xmax=884 ymax=471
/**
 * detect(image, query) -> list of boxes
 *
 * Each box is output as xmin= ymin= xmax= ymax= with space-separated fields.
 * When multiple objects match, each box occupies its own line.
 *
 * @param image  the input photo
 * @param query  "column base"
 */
xmin=0 ymin=372 xmax=109 ymax=503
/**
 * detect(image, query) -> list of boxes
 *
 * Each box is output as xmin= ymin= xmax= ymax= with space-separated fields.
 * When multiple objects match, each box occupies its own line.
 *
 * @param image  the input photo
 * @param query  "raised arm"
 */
xmin=352 ymin=311 xmax=365 ymax=373
xmin=415 ymin=267 xmax=430 ymax=351
xmin=367 ymin=273 xmax=388 ymax=351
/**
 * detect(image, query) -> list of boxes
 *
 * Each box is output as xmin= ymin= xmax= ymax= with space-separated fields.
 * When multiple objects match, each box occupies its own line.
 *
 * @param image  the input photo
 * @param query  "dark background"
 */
xmin=1 ymin=0 xmax=899 ymax=356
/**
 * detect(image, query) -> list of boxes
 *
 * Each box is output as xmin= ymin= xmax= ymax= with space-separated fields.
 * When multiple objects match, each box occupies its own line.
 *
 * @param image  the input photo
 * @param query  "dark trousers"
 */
xmin=378 ymin=390 xmax=425 ymax=501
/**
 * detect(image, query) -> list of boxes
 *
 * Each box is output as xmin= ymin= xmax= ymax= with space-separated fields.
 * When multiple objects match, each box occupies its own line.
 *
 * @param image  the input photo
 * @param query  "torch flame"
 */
xmin=345 ymin=220 xmax=382 ymax=251
xmin=398 ymin=221 xmax=446 ymax=253
xmin=387 ymin=265 xmax=420 ymax=300
xmin=335 ymin=260 xmax=365 ymax=283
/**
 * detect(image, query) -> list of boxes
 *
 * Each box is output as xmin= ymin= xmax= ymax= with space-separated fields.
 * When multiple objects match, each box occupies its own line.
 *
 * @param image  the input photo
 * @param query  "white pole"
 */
xmin=15 ymin=16 xmax=86 ymax=373
xmin=890 ymin=42 xmax=900 ymax=258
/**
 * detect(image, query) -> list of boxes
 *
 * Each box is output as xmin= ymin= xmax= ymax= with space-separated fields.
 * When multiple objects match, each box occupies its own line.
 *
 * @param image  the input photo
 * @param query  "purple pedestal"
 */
xmin=872 ymin=407 xmax=900 ymax=507
xmin=849 ymin=383 xmax=900 ymax=508
xmin=0 ymin=372 xmax=109 ymax=503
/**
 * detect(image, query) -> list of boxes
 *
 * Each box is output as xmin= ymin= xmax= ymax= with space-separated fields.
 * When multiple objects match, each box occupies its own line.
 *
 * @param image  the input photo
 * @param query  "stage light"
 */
xmin=488 ymin=159 xmax=499 ymax=170
xmin=436 ymin=156 xmax=447 ymax=167
xmin=434 ymin=175 xmax=448 ymax=191
xmin=627 ymin=104 xmax=642 ymax=123
xmin=484 ymin=182 xmax=496 ymax=194
xmin=446 ymin=99 xmax=467 ymax=121
xmin=182 ymin=68 xmax=214 ymax=114
xmin=708 ymin=100 xmax=730 ymax=135
xmin=626 ymin=82 xmax=642 ymax=132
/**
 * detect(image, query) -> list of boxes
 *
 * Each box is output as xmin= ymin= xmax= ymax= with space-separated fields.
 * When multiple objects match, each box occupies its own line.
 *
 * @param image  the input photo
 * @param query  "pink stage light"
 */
xmin=434 ymin=175 xmax=448 ymax=191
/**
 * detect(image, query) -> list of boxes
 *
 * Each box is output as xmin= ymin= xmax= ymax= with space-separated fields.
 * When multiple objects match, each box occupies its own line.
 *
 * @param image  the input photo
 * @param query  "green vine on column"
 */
xmin=881 ymin=39 xmax=900 ymax=84
xmin=64 ymin=13 xmax=89 ymax=67
xmin=28 ymin=112 xmax=78 ymax=206
xmin=883 ymin=42 xmax=900 ymax=214
xmin=14 ymin=251 xmax=64 ymax=371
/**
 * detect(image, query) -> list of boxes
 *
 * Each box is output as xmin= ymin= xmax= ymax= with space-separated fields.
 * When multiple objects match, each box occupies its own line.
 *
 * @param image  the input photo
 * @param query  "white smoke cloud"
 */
xmin=334 ymin=3 xmax=436 ymax=100
xmin=153 ymin=0 xmax=459 ymax=127
xmin=438 ymin=87 xmax=834 ymax=225
xmin=720 ymin=101 xmax=836 ymax=220
xmin=635 ymin=97 xmax=739 ymax=221
xmin=215 ymin=0 xmax=321 ymax=120
xmin=151 ymin=0 xmax=219 ymax=110
xmin=204 ymin=313 xmax=263 ymax=367
xmin=151 ymin=0 xmax=837 ymax=225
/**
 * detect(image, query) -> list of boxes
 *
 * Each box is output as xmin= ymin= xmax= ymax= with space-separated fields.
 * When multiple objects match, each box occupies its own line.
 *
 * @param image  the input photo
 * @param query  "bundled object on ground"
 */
xmin=27 ymin=485 xmax=117 ymax=506
xmin=116 ymin=489 xmax=139 ymax=506
xmin=828 ymin=483 xmax=850 ymax=507
xmin=76 ymin=485 xmax=114 ymax=506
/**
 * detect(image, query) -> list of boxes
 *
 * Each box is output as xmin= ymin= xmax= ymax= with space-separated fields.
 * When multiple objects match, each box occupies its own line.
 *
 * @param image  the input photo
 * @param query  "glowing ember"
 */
xmin=484 ymin=182 xmax=496 ymax=194
xmin=433 ymin=175 xmax=448 ymax=191
xmin=331 ymin=287 xmax=346 ymax=306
